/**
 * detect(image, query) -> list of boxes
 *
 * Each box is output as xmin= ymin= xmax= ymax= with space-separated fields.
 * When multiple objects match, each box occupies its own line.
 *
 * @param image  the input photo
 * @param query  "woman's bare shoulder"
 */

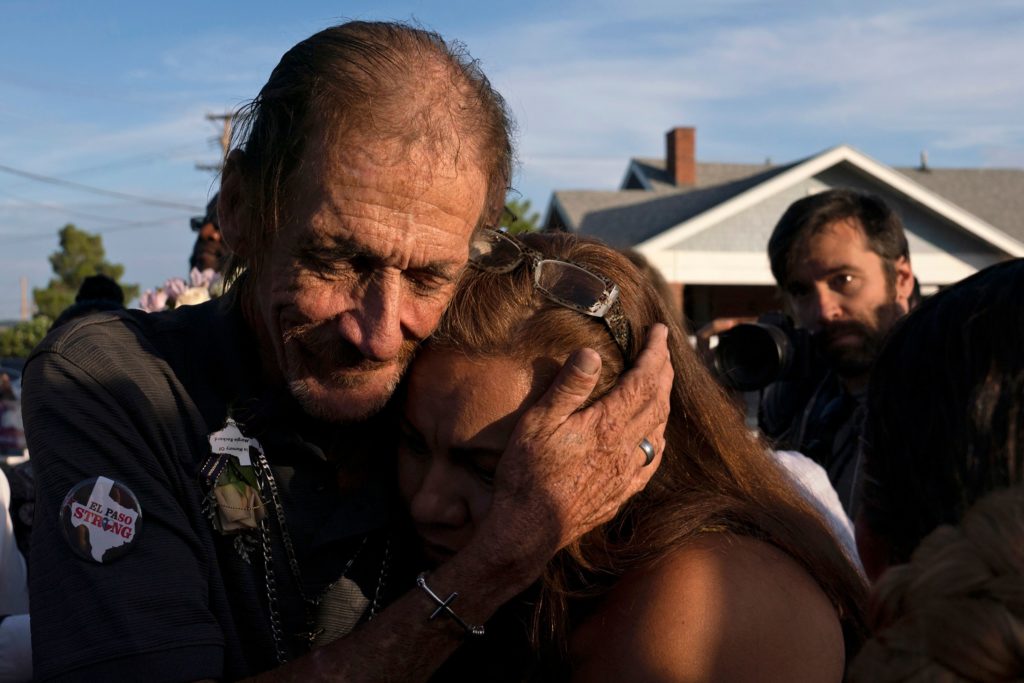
xmin=570 ymin=534 xmax=845 ymax=683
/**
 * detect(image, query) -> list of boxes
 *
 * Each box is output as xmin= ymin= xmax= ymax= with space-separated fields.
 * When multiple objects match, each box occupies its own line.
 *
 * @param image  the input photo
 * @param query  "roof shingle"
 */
xmin=551 ymin=156 xmax=1024 ymax=246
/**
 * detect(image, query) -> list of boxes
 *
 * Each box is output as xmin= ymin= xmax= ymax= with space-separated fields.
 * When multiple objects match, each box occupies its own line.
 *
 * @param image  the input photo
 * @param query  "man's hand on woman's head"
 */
xmin=477 ymin=323 xmax=673 ymax=571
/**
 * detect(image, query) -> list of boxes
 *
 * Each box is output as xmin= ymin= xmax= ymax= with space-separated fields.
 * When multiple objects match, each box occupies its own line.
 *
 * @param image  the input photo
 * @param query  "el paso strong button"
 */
xmin=60 ymin=476 xmax=143 ymax=564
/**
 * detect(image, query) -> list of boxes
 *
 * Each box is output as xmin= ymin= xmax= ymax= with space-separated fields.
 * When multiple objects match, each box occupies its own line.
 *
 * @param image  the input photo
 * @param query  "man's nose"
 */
xmin=338 ymin=271 xmax=405 ymax=362
xmin=408 ymin=464 xmax=467 ymax=528
xmin=809 ymin=286 xmax=843 ymax=329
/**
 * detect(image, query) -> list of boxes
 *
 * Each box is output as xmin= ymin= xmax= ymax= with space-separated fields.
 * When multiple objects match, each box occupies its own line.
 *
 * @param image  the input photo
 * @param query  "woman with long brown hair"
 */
xmin=398 ymin=231 xmax=866 ymax=680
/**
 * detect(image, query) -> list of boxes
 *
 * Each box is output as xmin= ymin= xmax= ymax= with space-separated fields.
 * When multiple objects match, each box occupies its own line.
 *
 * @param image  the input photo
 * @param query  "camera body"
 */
xmin=713 ymin=312 xmax=814 ymax=391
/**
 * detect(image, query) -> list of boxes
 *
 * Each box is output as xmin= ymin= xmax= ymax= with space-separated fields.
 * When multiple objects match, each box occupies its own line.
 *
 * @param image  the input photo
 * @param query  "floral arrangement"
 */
xmin=139 ymin=268 xmax=224 ymax=312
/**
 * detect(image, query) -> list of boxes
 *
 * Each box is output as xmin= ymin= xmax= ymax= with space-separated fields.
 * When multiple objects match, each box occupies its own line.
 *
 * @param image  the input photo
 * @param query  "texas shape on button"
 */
xmin=60 ymin=476 xmax=143 ymax=563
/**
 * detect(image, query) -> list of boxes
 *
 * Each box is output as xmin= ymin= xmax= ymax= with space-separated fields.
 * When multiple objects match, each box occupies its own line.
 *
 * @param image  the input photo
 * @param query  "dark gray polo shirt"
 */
xmin=24 ymin=297 xmax=404 ymax=681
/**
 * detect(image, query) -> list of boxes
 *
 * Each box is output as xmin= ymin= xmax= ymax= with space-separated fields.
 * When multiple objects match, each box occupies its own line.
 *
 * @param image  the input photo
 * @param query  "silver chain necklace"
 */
xmin=253 ymin=449 xmax=389 ymax=663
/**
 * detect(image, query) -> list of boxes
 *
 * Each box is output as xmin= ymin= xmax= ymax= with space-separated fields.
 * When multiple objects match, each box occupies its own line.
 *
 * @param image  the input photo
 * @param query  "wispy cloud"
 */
xmin=39 ymin=109 xmax=212 ymax=169
xmin=1 ymin=107 xmax=215 ymax=193
xmin=466 ymin=1 xmax=1024 ymax=202
xmin=153 ymin=33 xmax=289 ymax=88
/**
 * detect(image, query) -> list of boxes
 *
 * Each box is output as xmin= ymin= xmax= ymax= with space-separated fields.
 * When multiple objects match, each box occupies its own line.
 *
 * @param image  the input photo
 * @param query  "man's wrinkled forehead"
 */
xmin=291 ymin=117 xmax=483 ymax=205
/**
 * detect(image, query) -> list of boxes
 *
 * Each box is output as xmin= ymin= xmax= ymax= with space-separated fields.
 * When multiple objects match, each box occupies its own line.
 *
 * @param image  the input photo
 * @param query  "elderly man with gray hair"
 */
xmin=23 ymin=21 xmax=671 ymax=681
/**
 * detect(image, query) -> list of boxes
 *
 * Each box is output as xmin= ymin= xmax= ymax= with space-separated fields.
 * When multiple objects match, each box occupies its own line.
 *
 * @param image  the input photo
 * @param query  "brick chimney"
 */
xmin=666 ymin=126 xmax=696 ymax=186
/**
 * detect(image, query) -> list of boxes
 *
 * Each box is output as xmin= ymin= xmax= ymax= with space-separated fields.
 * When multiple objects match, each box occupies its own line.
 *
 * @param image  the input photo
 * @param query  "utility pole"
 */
xmin=19 ymin=276 xmax=29 ymax=320
xmin=195 ymin=113 xmax=233 ymax=172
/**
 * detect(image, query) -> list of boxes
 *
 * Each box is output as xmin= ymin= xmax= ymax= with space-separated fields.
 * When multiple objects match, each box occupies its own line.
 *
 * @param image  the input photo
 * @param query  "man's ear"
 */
xmin=893 ymin=256 xmax=914 ymax=311
xmin=219 ymin=149 xmax=251 ymax=258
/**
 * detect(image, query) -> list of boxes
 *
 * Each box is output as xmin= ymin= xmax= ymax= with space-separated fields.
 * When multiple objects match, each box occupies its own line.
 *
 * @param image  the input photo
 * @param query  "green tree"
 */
xmin=500 ymin=198 xmax=542 ymax=234
xmin=0 ymin=316 xmax=52 ymax=358
xmin=32 ymin=224 xmax=139 ymax=320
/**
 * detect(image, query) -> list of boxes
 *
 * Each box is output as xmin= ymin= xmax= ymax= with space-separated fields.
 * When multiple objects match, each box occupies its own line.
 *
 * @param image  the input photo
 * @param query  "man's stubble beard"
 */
xmin=288 ymin=366 xmax=405 ymax=423
xmin=283 ymin=320 xmax=419 ymax=423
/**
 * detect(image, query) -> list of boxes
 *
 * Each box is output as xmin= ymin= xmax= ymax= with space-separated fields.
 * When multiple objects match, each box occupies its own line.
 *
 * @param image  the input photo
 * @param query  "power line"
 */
xmin=0 ymin=215 xmax=185 ymax=246
xmin=59 ymin=142 xmax=204 ymax=178
xmin=0 ymin=187 xmax=186 ymax=228
xmin=0 ymin=162 xmax=204 ymax=211
xmin=0 ymin=68 xmax=147 ymax=106
xmin=0 ymin=143 xmax=206 ymax=197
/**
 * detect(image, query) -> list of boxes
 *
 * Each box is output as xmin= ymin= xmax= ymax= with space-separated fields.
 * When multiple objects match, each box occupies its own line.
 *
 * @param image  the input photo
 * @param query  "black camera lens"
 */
xmin=714 ymin=323 xmax=793 ymax=391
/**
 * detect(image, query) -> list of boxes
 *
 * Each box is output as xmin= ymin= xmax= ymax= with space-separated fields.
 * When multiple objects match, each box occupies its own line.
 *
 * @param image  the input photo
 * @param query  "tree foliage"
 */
xmin=0 ymin=316 xmax=52 ymax=358
xmin=500 ymin=198 xmax=542 ymax=234
xmin=32 ymin=224 xmax=139 ymax=319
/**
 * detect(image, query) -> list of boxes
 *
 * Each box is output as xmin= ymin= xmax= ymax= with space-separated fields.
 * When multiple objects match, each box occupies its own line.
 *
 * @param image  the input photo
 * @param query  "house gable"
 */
xmin=620 ymin=161 xmax=654 ymax=190
xmin=669 ymin=165 xmax=996 ymax=257
xmin=632 ymin=150 xmax=1019 ymax=287
xmin=550 ymin=163 xmax=795 ymax=247
xmin=546 ymin=135 xmax=1024 ymax=292
xmin=638 ymin=146 xmax=1024 ymax=257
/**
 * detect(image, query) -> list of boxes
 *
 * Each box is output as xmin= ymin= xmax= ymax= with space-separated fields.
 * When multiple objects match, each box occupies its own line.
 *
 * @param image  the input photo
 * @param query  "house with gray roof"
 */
xmin=544 ymin=127 xmax=1024 ymax=325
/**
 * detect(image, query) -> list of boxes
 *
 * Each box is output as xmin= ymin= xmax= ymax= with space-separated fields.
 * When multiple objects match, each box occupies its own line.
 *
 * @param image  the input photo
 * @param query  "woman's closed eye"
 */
xmin=451 ymin=447 xmax=501 ymax=486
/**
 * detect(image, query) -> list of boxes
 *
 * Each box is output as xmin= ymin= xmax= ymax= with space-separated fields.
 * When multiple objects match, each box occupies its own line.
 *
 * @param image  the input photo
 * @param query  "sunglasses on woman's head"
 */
xmin=469 ymin=229 xmax=633 ymax=361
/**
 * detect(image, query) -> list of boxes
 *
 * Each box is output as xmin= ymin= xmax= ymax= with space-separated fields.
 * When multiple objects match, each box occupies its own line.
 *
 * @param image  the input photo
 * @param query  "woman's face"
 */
xmin=398 ymin=349 xmax=545 ymax=565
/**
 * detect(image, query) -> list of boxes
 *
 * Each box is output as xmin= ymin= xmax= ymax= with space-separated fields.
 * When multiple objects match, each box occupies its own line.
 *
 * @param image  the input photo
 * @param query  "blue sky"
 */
xmin=1 ymin=0 xmax=1022 ymax=319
